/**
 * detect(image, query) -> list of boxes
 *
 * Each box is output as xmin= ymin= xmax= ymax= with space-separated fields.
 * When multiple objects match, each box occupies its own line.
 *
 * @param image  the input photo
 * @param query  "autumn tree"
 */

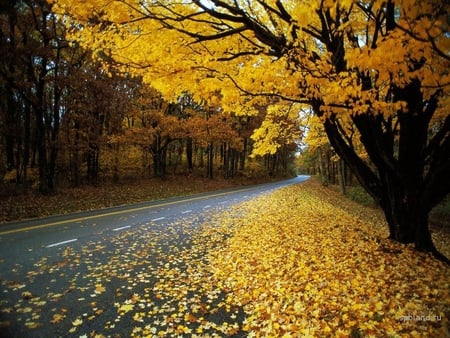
xmin=0 ymin=0 xmax=147 ymax=190
xmin=302 ymin=114 xmax=355 ymax=192
xmin=59 ymin=51 xmax=139 ymax=185
xmin=121 ymin=85 xmax=188 ymax=178
xmin=251 ymin=103 xmax=302 ymax=175
xmin=55 ymin=0 xmax=449 ymax=260
xmin=0 ymin=0 xmax=68 ymax=193
xmin=302 ymin=115 xmax=332 ymax=186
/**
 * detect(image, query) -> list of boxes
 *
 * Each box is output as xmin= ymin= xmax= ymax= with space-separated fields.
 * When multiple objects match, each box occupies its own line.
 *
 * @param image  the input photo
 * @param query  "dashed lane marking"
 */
xmin=46 ymin=238 xmax=78 ymax=248
xmin=112 ymin=225 xmax=131 ymax=232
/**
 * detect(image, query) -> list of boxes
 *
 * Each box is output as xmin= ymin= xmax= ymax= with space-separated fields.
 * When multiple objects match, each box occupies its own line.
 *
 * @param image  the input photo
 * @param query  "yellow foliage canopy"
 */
xmin=53 ymin=0 xmax=449 ymax=140
xmin=251 ymin=103 xmax=303 ymax=156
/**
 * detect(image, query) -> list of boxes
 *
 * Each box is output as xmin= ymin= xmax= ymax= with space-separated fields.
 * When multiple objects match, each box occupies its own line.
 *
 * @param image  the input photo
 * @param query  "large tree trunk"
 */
xmin=317 ymin=146 xmax=328 ymax=186
xmin=5 ymin=84 xmax=16 ymax=172
xmin=151 ymin=135 xmax=169 ymax=178
xmin=316 ymin=95 xmax=450 ymax=263
xmin=34 ymin=55 xmax=53 ymax=194
xmin=152 ymin=150 xmax=165 ymax=178
xmin=239 ymin=138 xmax=247 ymax=171
xmin=36 ymin=106 xmax=51 ymax=194
xmin=48 ymin=44 xmax=62 ymax=190
xmin=308 ymin=3 xmax=450 ymax=262
xmin=379 ymin=178 xmax=444 ymax=260
xmin=86 ymin=143 xmax=99 ymax=185
xmin=338 ymin=159 xmax=346 ymax=195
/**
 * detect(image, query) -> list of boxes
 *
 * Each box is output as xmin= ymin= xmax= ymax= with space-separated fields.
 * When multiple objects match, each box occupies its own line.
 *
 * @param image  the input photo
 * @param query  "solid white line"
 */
xmin=46 ymin=238 xmax=78 ymax=248
xmin=112 ymin=225 xmax=131 ymax=232
xmin=151 ymin=217 xmax=166 ymax=222
xmin=181 ymin=210 xmax=192 ymax=214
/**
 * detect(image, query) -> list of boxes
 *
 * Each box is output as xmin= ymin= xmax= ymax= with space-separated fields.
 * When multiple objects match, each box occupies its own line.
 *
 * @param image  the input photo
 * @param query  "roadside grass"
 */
xmin=345 ymin=183 xmax=450 ymax=228
xmin=346 ymin=185 xmax=376 ymax=207
xmin=430 ymin=196 xmax=450 ymax=228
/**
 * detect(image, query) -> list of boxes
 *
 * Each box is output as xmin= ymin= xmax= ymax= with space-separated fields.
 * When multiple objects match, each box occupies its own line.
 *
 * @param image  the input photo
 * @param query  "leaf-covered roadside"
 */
xmin=209 ymin=179 xmax=450 ymax=337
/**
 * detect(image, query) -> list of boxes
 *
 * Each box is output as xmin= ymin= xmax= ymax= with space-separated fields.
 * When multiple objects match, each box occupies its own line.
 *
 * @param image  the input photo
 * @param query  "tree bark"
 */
xmin=186 ymin=137 xmax=193 ymax=170
xmin=206 ymin=143 xmax=214 ymax=178
xmin=317 ymin=102 xmax=449 ymax=263
xmin=317 ymin=146 xmax=328 ymax=186
xmin=151 ymin=135 xmax=170 ymax=178
xmin=338 ymin=159 xmax=346 ymax=195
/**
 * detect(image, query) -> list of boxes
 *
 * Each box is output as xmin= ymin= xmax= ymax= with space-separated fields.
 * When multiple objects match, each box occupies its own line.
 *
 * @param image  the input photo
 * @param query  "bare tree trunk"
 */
xmin=206 ymin=143 xmax=213 ymax=178
xmin=317 ymin=146 xmax=328 ymax=186
xmin=338 ymin=159 xmax=346 ymax=195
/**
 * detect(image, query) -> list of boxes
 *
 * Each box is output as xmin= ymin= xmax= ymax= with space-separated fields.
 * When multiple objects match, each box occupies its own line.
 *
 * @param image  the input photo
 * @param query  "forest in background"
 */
xmin=0 ymin=0 xmax=299 ymax=195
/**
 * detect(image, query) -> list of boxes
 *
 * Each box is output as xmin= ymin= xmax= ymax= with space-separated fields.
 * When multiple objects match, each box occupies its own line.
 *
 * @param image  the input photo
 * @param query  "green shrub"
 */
xmin=346 ymin=185 xmax=376 ymax=207
xmin=430 ymin=195 xmax=450 ymax=227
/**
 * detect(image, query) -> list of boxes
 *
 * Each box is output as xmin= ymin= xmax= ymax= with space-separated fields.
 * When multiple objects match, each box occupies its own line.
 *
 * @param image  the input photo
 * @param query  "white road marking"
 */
xmin=181 ymin=210 xmax=192 ymax=214
xmin=203 ymin=205 xmax=211 ymax=209
xmin=112 ymin=225 xmax=131 ymax=232
xmin=219 ymin=201 xmax=227 ymax=204
xmin=151 ymin=217 xmax=166 ymax=222
xmin=46 ymin=238 xmax=78 ymax=248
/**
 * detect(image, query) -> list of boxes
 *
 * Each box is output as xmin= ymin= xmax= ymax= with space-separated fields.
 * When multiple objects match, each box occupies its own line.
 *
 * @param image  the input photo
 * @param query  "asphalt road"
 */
xmin=0 ymin=175 xmax=309 ymax=337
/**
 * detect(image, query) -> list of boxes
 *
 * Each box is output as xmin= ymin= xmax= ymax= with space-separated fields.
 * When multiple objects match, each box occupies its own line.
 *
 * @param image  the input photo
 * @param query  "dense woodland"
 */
xmin=0 ymin=0 xmax=299 ymax=194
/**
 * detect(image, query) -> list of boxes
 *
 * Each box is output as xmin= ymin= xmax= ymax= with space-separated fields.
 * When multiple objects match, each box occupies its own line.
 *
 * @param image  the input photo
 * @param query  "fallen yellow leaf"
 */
xmin=72 ymin=318 xmax=83 ymax=326
xmin=50 ymin=313 xmax=65 ymax=324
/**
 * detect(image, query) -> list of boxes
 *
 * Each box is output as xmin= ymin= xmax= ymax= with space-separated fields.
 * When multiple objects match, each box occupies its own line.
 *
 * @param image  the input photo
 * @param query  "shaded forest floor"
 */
xmin=0 ymin=174 xmax=283 ymax=224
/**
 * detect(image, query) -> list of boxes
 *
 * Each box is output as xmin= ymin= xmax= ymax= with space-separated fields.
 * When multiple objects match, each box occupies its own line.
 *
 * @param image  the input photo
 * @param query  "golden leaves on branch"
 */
xmin=54 ymin=0 xmax=450 ymax=129
xmin=251 ymin=103 xmax=303 ymax=156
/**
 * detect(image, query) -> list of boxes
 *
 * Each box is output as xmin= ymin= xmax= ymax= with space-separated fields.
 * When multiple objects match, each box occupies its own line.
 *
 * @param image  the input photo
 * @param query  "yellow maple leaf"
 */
xmin=72 ymin=318 xmax=83 ymax=326
xmin=94 ymin=284 xmax=106 ymax=294
xmin=118 ymin=303 xmax=134 ymax=313
xmin=132 ymin=312 xmax=144 ymax=322
xmin=21 ymin=291 xmax=33 ymax=299
xmin=130 ymin=293 xmax=140 ymax=303
xmin=24 ymin=321 xmax=41 ymax=329
xmin=50 ymin=313 xmax=65 ymax=324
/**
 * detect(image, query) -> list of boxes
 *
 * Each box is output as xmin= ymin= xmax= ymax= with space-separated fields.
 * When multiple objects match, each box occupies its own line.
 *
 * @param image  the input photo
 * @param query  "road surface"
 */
xmin=0 ymin=175 xmax=309 ymax=337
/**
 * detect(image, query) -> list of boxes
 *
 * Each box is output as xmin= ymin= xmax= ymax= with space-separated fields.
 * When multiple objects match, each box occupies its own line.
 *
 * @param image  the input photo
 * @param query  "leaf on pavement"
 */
xmin=72 ymin=318 xmax=83 ymax=326
xmin=94 ymin=283 xmax=106 ymax=294
xmin=50 ymin=313 xmax=65 ymax=324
